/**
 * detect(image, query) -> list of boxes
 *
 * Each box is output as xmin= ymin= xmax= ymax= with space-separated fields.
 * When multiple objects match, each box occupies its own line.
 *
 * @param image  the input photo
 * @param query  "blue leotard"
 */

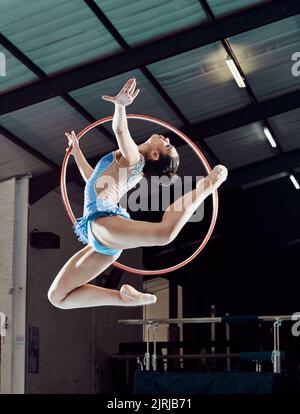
xmin=73 ymin=151 xmax=145 ymax=256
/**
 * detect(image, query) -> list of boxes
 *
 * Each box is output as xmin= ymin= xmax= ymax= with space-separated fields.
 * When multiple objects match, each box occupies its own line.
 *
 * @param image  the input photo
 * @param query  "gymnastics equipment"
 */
xmin=61 ymin=115 xmax=218 ymax=275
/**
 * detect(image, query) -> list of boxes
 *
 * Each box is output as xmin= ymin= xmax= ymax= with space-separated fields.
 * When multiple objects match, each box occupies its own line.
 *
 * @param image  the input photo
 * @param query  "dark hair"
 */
xmin=143 ymin=151 xmax=180 ymax=186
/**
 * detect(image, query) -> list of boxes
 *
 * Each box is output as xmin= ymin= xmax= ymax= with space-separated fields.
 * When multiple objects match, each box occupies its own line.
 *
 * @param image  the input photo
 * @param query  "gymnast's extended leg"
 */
xmin=90 ymin=166 xmax=227 ymax=250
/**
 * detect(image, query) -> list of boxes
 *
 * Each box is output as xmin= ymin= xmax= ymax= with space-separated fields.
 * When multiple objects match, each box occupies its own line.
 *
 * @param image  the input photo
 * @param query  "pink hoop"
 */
xmin=61 ymin=114 xmax=219 ymax=276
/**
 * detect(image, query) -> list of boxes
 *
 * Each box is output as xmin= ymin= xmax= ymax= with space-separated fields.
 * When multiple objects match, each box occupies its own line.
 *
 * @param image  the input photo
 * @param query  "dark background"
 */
xmin=143 ymin=178 xmax=300 ymax=316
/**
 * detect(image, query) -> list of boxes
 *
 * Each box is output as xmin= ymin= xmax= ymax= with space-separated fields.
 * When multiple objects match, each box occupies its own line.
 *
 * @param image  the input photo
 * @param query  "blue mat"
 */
xmin=134 ymin=371 xmax=287 ymax=394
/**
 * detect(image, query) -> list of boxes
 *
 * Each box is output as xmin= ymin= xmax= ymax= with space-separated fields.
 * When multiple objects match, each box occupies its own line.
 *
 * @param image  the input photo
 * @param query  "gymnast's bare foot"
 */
xmin=119 ymin=284 xmax=157 ymax=306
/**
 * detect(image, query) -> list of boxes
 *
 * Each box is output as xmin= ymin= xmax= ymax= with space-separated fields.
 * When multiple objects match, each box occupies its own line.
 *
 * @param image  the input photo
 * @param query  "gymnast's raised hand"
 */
xmin=48 ymin=78 xmax=228 ymax=310
xmin=64 ymin=130 xmax=94 ymax=182
xmin=101 ymin=78 xmax=142 ymax=167
xmin=102 ymin=78 xmax=140 ymax=106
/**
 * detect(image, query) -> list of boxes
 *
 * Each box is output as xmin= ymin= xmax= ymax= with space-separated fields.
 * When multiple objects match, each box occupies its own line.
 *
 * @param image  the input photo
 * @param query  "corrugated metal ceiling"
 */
xmin=97 ymin=0 xmax=207 ymax=46
xmin=0 ymin=132 xmax=51 ymax=181
xmin=207 ymin=0 xmax=265 ymax=16
xmin=148 ymin=42 xmax=251 ymax=123
xmin=0 ymin=46 xmax=38 ymax=93
xmin=269 ymin=108 xmax=300 ymax=152
xmin=0 ymin=97 xmax=113 ymax=165
xmin=229 ymin=14 xmax=300 ymax=100
xmin=0 ymin=0 xmax=122 ymax=75
xmin=0 ymin=0 xmax=299 ymax=191
xmin=205 ymin=122 xmax=276 ymax=169
xmin=70 ymin=69 xmax=182 ymax=141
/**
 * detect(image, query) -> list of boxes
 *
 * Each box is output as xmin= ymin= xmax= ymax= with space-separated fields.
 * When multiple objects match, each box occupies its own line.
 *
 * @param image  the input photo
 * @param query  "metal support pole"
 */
xmin=143 ymin=324 xmax=151 ymax=371
xmin=272 ymin=320 xmax=282 ymax=374
xmin=255 ymin=360 xmax=262 ymax=372
xmin=136 ymin=357 xmax=144 ymax=370
xmin=210 ymin=305 xmax=216 ymax=355
xmin=125 ymin=359 xmax=129 ymax=385
xmin=152 ymin=324 xmax=158 ymax=371
xmin=210 ymin=305 xmax=216 ymax=370
xmin=225 ymin=313 xmax=231 ymax=371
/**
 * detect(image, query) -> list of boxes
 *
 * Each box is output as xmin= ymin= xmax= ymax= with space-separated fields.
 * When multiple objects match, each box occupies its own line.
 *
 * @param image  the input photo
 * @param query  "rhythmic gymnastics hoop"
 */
xmin=61 ymin=115 xmax=219 ymax=276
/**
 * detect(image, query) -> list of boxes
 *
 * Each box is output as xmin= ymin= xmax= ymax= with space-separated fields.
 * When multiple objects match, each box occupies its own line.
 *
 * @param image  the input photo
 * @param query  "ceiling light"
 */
xmin=290 ymin=174 xmax=300 ymax=190
xmin=226 ymin=57 xmax=246 ymax=88
xmin=263 ymin=127 xmax=277 ymax=148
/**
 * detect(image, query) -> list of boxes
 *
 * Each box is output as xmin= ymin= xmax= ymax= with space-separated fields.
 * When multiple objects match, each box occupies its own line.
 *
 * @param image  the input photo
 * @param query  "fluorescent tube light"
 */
xmin=226 ymin=57 xmax=246 ymax=88
xmin=290 ymin=174 xmax=300 ymax=190
xmin=263 ymin=127 xmax=277 ymax=148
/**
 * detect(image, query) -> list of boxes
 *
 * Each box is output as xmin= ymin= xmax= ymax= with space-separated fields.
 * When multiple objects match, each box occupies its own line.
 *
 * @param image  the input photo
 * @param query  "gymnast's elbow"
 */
xmin=113 ymin=127 xmax=128 ymax=135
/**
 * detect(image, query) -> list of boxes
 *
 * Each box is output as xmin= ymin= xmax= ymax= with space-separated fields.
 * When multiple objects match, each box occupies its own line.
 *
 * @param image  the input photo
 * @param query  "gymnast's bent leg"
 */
xmin=48 ymin=166 xmax=226 ymax=310
xmin=47 ymin=245 xmax=156 ymax=310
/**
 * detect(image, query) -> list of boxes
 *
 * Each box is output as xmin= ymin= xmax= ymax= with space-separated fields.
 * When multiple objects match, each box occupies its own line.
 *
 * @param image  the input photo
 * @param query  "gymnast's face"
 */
xmin=145 ymin=134 xmax=178 ymax=160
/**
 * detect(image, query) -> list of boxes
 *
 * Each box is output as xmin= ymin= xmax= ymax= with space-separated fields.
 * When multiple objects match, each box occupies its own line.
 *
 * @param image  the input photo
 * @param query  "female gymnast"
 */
xmin=48 ymin=78 xmax=228 ymax=310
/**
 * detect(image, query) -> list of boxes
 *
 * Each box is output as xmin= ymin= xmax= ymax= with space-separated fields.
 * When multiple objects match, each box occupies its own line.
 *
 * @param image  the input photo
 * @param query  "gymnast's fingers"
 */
xmin=102 ymin=95 xmax=115 ymax=102
xmin=132 ymin=88 xmax=140 ymax=100
xmin=128 ymin=78 xmax=136 ymax=94
xmin=65 ymin=132 xmax=72 ymax=142
xmin=71 ymin=130 xmax=78 ymax=140
xmin=123 ymin=78 xmax=134 ymax=93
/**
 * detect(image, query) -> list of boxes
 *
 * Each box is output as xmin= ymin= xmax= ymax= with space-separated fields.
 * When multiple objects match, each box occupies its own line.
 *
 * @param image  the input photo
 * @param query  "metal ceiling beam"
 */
xmin=61 ymin=93 xmax=115 ymax=145
xmin=187 ymin=88 xmax=300 ymax=139
xmin=0 ymin=33 xmax=115 ymax=144
xmin=0 ymin=34 xmax=60 ymax=169
xmin=84 ymin=0 xmax=219 ymax=163
xmin=29 ymin=169 xmax=61 ymax=205
xmin=0 ymin=124 xmax=57 ymax=169
xmin=1 ymin=0 xmax=299 ymax=115
xmin=0 ymin=33 xmax=45 ymax=77
xmin=84 ymin=0 xmax=191 ymax=127
xmin=198 ymin=0 xmax=285 ymax=156
xmin=5 ymin=0 xmax=295 ymax=183
xmin=29 ymin=84 xmax=300 ymax=204
xmin=29 ymin=161 xmax=83 ymax=205
xmin=223 ymin=148 xmax=300 ymax=189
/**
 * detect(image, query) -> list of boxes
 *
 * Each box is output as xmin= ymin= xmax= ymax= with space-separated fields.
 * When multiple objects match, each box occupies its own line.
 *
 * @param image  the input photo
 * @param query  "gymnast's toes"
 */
xmin=142 ymin=293 xmax=157 ymax=304
xmin=120 ymin=284 xmax=157 ymax=306
xmin=211 ymin=164 xmax=228 ymax=183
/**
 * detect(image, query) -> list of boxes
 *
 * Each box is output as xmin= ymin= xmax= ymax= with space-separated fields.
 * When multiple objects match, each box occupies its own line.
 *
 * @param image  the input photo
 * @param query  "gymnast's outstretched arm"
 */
xmin=102 ymin=78 xmax=140 ymax=166
xmin=65 ymin=130 xmax=94 ymax=182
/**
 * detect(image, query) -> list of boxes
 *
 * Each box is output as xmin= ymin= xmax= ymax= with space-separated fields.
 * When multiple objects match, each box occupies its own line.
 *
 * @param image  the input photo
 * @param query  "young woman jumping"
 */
xmin=48 ymin=78 xmax=228 ymax=310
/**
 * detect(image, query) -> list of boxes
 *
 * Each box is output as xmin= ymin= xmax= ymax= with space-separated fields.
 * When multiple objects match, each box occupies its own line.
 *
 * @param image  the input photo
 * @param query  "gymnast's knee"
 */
xmin=47 ymin=285 xmax=71 ymax=310
xmin=156 ymin=223 xmax=176 ymax=246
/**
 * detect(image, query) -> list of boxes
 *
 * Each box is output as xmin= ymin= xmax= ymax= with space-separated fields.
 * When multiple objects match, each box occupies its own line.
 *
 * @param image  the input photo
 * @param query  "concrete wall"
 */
xmin=27 ymin=186 xmax=143 ymax=394
xmin=143 ymin=280 xmax=183 ymax=342
xmin=143 ymin=278 xmax=169 ymax=342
